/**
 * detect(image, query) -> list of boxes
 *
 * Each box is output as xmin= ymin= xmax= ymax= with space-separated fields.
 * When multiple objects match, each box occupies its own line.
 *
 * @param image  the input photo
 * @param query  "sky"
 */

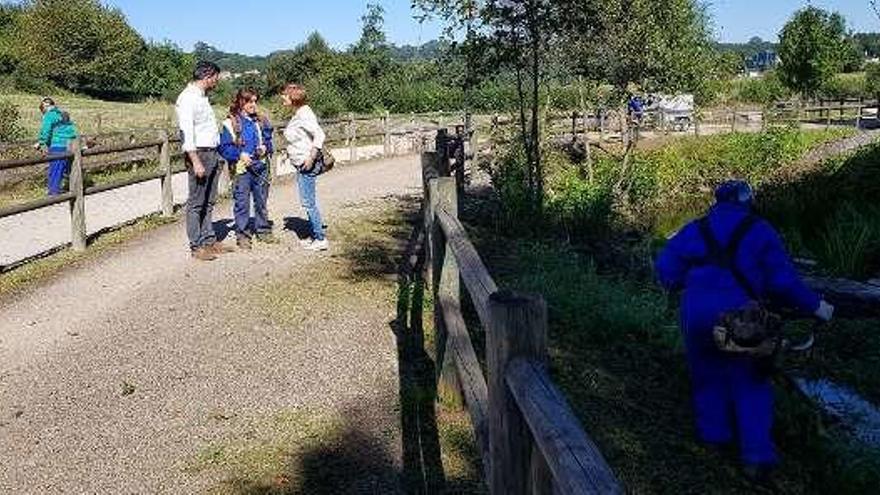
xmin=29 ymin=0 xmax=880 ymax=56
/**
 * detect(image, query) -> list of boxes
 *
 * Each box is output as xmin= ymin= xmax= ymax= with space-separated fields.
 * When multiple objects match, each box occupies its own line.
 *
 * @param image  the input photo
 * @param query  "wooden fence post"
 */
xmin=487 ymin=291 xmax=551 ymax=495
xmin=159 ymin=130 xmax=173 ymax=217
xmin=856 ymin=99 xmax=863 ymax=129
xmin=433 ymin=177 xmax=462 ymax=402
xmin=348 ymin=113 xmax=357 ymax=163
xmin=69 ymin=138 xmax=87 ymax=251
xmin=599 ymin=109 xmax=606 ymax=142
xmin=422 ymin=151 xmax=440 ymax=285
xmin=383 ymin=111 xmax=391 ymax=157
xmin=436 ymin=129 xmax=450 ymax=176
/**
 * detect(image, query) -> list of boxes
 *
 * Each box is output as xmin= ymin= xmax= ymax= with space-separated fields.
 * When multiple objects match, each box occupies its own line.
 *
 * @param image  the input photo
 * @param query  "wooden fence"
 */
xmin=422 ymin=135 xmax=622 ymax=494
xmin=0 ymin=132 xmax=182 ymax=251
xmin=0 ymin=114 xmax=461 ymax=260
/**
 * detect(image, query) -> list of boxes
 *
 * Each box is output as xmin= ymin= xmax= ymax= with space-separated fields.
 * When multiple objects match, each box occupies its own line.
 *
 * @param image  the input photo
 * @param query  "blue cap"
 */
xmin=715 ymin=180 xmax=754 ymax=205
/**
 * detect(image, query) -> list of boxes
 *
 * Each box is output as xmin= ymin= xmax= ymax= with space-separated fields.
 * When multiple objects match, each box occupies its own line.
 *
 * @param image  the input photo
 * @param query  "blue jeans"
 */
xmin=233 ymin=162 xmax=271 ymax=238
xmin=47 ymin=145 xmax=69 ymax=195
xmin=296 ymin=161 xmax=324 ymax=241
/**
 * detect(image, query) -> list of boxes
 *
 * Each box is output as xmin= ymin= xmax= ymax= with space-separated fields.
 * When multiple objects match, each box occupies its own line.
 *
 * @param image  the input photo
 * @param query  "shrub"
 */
xmin=731 ymin=72 xmax=790 ymax=105
xmin=812 ymin=203 xmax=880 ymax=279
xmin=0 ymin=99 xmax=24 ymax=142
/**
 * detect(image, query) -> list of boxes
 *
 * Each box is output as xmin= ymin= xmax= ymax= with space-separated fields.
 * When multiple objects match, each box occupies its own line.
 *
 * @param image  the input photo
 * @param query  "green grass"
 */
xmin=465 ymin=223 xmax=880 ymax=494
xmin=8 ymin=92 xmax=179 ymax=137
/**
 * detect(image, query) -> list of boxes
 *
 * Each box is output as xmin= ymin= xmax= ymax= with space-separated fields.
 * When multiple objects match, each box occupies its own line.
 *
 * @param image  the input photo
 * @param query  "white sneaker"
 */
xmin=305 ymin=239 xmax=329 ymax=251
xmin=299 ymin=237 xmax=313 ymax=247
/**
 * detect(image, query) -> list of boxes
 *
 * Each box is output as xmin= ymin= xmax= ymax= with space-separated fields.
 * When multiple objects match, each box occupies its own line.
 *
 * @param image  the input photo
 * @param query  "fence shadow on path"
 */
xmin=390 ymin=220 xmax=447 ymax=494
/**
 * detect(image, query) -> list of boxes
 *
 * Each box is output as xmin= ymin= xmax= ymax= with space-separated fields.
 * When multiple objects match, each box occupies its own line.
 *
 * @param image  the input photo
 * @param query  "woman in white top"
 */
xmin=282 ymin=84 xmax=329 ymax=251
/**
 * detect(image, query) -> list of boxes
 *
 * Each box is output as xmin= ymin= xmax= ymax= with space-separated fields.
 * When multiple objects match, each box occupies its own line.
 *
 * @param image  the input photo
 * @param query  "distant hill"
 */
xmin=193 ymin=42 xmax=267 ymax=73
xmin=191 ymin=39 xmax=448 ymax=73
xmin=714 ymin=37 xmax=778 ymax=59
xmin=389 ymin=40 xmax=449 ymax=62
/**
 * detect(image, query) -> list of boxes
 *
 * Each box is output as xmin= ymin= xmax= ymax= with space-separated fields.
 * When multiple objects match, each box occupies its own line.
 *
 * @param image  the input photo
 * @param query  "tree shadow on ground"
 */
xmin=216 ymin=404 xmax=402 ymax=495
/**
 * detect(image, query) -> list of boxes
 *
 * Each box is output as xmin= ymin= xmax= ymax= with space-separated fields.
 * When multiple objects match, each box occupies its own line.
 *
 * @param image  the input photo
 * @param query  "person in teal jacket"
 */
xmin=34 ymin=97 xmax=78 ymax=195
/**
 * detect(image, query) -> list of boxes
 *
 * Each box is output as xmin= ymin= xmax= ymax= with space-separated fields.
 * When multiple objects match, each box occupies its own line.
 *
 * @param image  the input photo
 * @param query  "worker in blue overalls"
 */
xmin=34 ymin=97 xmax=78 ymax=195
xmin=218 ymin=88 xmax=277 ymax=250
xmin=655 ymin=180 xmax=834 ymax=484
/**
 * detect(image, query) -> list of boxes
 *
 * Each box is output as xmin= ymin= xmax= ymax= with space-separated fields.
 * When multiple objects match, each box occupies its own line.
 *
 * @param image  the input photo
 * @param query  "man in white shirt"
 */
xmin=175 ymin=61 xmax=232 ymax=261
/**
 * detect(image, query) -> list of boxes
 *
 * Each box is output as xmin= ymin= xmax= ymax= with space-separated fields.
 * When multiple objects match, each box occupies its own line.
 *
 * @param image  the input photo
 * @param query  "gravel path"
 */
xmin=0 ymin=154 xmax=422 ymax=494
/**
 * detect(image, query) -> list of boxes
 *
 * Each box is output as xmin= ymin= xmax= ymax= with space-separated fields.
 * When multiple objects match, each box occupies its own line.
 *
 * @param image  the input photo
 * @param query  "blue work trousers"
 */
xmin=296 ymin=160 xmax=324 ymax=241
xmin=682 ymin=292 xmax=778 ymax=467
xmin=233 ymin=162 xmax=271 ymax=238
xmin=47 ymin=145 xmax=69 ymax=195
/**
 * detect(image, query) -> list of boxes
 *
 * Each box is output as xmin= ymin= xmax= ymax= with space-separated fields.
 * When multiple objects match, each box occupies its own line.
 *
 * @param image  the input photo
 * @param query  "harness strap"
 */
xmin=697 ymin=215 xmax=761 ymax=300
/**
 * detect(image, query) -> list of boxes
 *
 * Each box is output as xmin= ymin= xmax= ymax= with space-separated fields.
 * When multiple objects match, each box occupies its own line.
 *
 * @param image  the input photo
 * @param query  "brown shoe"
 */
xmin=191 ymin=247 xmax=217 ymax=261
xmin=208 ymin=242 xmax=236 ymax=254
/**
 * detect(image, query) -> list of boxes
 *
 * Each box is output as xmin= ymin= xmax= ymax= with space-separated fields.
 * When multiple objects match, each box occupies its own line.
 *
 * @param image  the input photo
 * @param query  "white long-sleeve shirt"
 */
xmin=283 ymin=105 xmax=326 ymax=165
xmin=175 ymin=83 xmax=219 ymax=152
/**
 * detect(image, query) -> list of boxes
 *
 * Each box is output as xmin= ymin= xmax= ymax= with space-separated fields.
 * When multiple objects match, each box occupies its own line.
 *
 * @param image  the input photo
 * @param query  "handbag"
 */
xmin=320 ymin=148 xmax=335 ymax=173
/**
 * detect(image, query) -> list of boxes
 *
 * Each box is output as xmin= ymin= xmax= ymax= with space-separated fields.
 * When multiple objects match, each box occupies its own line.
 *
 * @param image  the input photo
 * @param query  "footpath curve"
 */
xmin=0 ymin=155 xmax=421 ymax=494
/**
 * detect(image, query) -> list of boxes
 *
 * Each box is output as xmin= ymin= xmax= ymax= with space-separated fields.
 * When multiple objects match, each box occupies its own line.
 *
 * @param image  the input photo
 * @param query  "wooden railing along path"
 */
xmin=422 ymin=138 xmax=622 ymax=494
xmin=0 ymin=114 xmax=462 ymax=259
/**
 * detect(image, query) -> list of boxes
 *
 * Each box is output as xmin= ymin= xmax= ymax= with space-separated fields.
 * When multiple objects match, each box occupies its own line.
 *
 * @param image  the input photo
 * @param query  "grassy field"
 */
xmin=6 ymin=92 xmax=179 ymax=137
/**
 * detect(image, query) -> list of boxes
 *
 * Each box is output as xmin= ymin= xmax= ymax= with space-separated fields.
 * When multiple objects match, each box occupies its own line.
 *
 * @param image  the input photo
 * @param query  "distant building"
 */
xmin=746 ymin=51 xmax=778 ymax=73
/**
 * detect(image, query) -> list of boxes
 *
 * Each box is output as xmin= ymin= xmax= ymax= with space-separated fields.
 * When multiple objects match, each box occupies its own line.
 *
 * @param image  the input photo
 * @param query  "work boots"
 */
xmin=191 ymin=247 xmax=217 ymax=262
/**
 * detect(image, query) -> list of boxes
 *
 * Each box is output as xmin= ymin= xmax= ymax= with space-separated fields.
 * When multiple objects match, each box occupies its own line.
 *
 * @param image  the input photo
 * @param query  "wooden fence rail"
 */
xmin=422 ymin=141 xmax=622 ymax=494
xmin=0 ymin=114 xmax=459 ymax=262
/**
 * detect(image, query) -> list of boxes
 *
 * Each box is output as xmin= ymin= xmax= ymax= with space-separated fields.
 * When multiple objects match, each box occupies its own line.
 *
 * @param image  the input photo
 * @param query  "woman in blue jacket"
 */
xmin=34 ymin=97 xmax=78 ymax=195
xmin=655 ymin=180 xmax=833 ymax=482
xmin=218 ymin=89 xmax=277 ymax=249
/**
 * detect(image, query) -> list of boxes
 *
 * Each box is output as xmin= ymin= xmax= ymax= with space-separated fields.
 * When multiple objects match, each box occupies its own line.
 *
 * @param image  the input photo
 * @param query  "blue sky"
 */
xmin=710 ymin=0 xmax=876 ymax=43
xmin=28 ymin=0 xmax=880 ymax=55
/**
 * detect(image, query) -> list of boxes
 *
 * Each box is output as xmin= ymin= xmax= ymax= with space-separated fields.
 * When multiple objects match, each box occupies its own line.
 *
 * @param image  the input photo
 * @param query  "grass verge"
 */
xmin=463 ymin=191 xmax=880 ymax=494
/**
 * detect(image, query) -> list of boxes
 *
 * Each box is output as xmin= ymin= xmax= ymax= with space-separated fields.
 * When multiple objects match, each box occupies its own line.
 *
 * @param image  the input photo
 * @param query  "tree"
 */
xmin=777 ymin=7 xmax=848 ymax=97
xmin=0 ymin=4 xmax=22 ymax=75
xmin=865 ymin=62 xmax=880 ymax=101
xmin=353 ymin=2 xmax=388 ymax=54
xmin=17 ymin=0 xmax=146 ymax=98
xmin=132 ymin=42 xmax=194 ymax=100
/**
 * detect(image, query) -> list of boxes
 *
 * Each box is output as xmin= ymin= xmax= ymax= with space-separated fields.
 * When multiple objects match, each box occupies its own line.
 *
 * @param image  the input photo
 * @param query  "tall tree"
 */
xmin=777 ymin=7 xmax=848 ymax=97
xmin=17 ymin=0 xmax=146 ymax=97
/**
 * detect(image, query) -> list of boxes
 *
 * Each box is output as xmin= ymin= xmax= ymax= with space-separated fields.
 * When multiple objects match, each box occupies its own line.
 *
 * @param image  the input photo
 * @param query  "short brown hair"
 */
xmin=283 ymin=83 xmax=308 ymax=107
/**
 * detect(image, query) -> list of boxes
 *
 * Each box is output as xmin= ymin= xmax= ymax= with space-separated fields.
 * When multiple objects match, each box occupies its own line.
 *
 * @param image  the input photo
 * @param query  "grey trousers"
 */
xmin=186 ymin=150 xmax=221 ymax=250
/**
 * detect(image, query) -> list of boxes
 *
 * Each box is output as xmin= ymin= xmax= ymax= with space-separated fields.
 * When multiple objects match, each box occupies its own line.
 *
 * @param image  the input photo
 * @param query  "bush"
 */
xmin=821 ymin=72 xmax=867 ymax=99
xmin=730 ymin=72 xmax=790 ymax=105
xmin=0 ymin=99 xmax=24 ymax=142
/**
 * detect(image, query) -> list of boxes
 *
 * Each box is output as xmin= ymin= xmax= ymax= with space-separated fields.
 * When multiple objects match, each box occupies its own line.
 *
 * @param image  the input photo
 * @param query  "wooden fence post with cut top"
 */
xmin=159 ymin=130 xmax=173 ymax=217
xmin=856 ymin=98 xmax=863 ymax=129
xmin=383 ymin=111 xmax=391 ymax=157
xmin=69 ymin=138 xmax=87 ymax=251
xmin=348 ymin=113 xmax=357 ymax=163
xmin=487 ymin=290 xmax=552 ymax=495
